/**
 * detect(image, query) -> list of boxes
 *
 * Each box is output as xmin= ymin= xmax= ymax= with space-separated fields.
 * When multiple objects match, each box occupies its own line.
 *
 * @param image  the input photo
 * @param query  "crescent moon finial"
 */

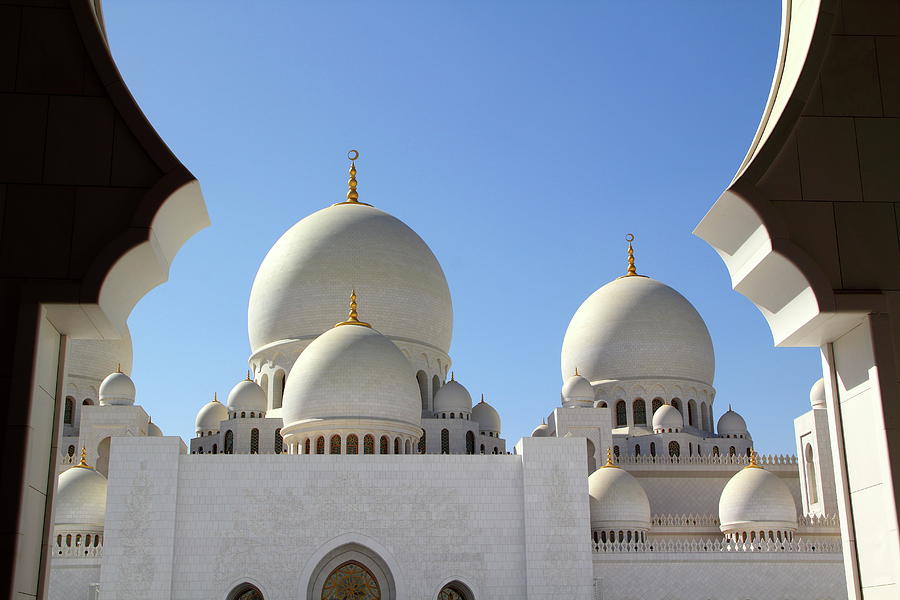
xmin=347 ymin=149 xmax=359 ymax=161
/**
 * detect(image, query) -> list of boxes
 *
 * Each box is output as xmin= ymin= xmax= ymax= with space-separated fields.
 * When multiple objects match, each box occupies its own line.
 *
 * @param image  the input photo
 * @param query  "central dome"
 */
xmin=248 ymin=203 xmax=452 ymax=354
xmin=561 ymin=276 xmax=714 ymax=386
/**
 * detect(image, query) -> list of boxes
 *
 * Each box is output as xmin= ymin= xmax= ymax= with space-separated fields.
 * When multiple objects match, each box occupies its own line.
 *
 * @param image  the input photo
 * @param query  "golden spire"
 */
xmin=335 ymin=289 xmax=372 ymax=328
xmin=603 ymin=447 xmax=620 ymax=469
xmin=116 ymin=363 xmax=122 ymax=373
xmin=245 ymin=370 xmax=252 ymax=381
xmin=212 ymin=392 xmax=219 ymax=403
xmin=451 ymin=371 xmax=455 ymax=381
xmin=617 ymin=233 xmax=647 ymax=279
xmin=333 ymin=150 xmax=372 ymax=206
xmin=574 ymin=367 xmax=579 ymax=377
xmin=479 ymin=393 xmax=485 ymax=403
xmin=73 ymin=447 xmax=92 ymax=469
xmin=745 ymin=449 xmax=762 ymax=469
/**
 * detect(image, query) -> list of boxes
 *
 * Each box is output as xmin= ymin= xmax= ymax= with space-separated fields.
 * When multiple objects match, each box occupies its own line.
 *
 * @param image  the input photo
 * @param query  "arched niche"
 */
xmin=227 ymin=582 xmax=264 ymax=600
xmin=307 ymin=543 xmax=396 ymax=600
xmin=435 ymin=579 xmax=476 ymax=600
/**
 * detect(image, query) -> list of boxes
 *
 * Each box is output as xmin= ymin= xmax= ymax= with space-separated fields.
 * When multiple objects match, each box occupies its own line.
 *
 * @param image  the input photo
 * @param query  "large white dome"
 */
xmin=561 ymin=276 xmax=714 ymax=385
xmin=719 ymin=462 xmax=798 ymax=534
xmin=247 ymin=203 xmax=453 ymax=355
xmin=55 ymin=461 xmax=107 ymax=527
xmin=281 ymin=323 xmax=422 ymax=430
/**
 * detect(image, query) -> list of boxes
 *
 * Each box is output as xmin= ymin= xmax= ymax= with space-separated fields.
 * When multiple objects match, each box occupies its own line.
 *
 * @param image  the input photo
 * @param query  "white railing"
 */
xmin=798 ymin=514 xmax=841 ymax=529
xmin=592 ymin=536 xmax=841 ymax=554
xmin=58 ymin=453 xmax=76 ymax=466
xmin=615 ymin=454 xmax=797 ymax=466
xmin=651 ymin=513 xmax=720 ymax=528
xmin=54 ymin=530 xmax=103 ymax=558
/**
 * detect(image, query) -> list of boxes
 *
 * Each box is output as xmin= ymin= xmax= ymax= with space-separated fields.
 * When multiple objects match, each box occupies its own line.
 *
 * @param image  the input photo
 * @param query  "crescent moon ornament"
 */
xmin=625 ymin=233 xmax=635 ymax=242
xmin=347 ymin=149 xmax=359 ymax=161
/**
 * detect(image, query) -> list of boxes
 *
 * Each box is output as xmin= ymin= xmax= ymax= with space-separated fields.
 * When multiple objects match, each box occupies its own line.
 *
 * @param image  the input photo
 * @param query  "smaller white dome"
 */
xmin=226 ymin=378 xmax=267 ymax=413
xmin=147 ymin=421 xmax=163 ymax=437
xmin=195 ymin=395 xmax=228 ymax=434
xmin=531 ymin=423 xmax=551 ymax=437
xmin=588 ymin=461 xmax=651 ymax=531
xmin=810 ymin=378 xmax=826 ymax=408
xmin=717 ymin=407 xmax=748 ymax=435
xmin=472 ymin=395 xmax=501 ymax=433
xmin=98 ymin=371 xmax=135 ymax=406
xmin=433 ymin=379 xmax=472 ymax=414
xmin=55 ymin=458 xmax=107 ymax=527
xmin=652 ymin=404 xmax=683 ymax=431
xmin=561 ymin=372 xmax=594 ymax=404
xmin=719 ymin=460 xmax=798 ymax=534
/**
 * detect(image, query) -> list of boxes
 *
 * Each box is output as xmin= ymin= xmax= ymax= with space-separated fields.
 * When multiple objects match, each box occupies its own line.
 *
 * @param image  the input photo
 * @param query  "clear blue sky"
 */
xmin=104 ymin=1 xmax=818 ymax=454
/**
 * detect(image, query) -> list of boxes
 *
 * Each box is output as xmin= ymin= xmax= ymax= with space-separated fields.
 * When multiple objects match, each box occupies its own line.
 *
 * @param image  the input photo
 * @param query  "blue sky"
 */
xmin=104 ymin=1 xmax=818 ymax=454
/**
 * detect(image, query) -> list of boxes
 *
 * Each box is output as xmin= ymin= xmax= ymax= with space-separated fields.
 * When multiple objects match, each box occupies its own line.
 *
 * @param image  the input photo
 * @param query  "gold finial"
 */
xmin=451 ymin=371 xmax=455 ymax=381
xmin=335 ymin=289 xmax=372 ymax=328
xmin=332 ymin=150 xmax=372 ymax=207
xmin=603 ymin=447 xmax=619 ymax=468
xmin=74 ymin=447 xmax=92 ymax=469
xmin=245 ymin=370 xmax=251 ymax=381
xmin=116 ymin=363 xmax=122 ymax=373
xmin=213 ymin=392 xmax=218 ymax=403
xmin=574 ymin=367 xmax=579 ymax=377
xmin=617 ymin=233 xmax=647 ymax=279
xmin=745 ymin=449 xmax=762 ymax=469
xmin=480 ymin=393 xmax=485 ymax=403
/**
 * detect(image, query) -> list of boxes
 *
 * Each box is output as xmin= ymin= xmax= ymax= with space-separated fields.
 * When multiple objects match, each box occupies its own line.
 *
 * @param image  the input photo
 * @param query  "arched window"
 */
xmin=746 ymin=447 xmax=752 ymax=457
xmin=249 ymin=412 xmax=255 ymax=418
xmin=729 ymin=446 xmax=736 ymax=456
xmin=394 ymin=437 xmax=401 ymax=454
xmin=316 ymin=436 xmax=325 ymax=454
xmin=241 ymin=411 xmax=246 ymax=418
xmin=480 ymin=444 xmax=485 ymax=454
xmin=805 ymin=443 xmax=819 ymax=504
xmin=67 ymin=445 xmax=75 ymax=457
xmin=273 ymin=370 xmax=285 ymax=409
xmin=650 ymin=442 xmax=656 ymax=457
xmin=652 ymin=397 xmax=663 ymax=414
xmin=321 ymin=561 xmax=379 ymax=599
xmin=224 ymin=430 xmax=234 ymax=454
xmin=416 ymin=370 xmax=429 ymax=411
xmin=634 ymin=444 xmax=641 ymax=456
xmin=615 ymin=400 xmax=627 ymax=427
xmin=227 ymin=582 xmax=264 ymax=600
xmin=700 ymin=402 xmax=709 ymax=431
xmin=405 ymin=439 xmax=411 ymax=454
xmin=82 ymin=398 xmax=93 ymax=406
xmin=465 ymin=431 xmax=475 ymax=454
xmin=380 ymin=435 xmax=389 ymax=454
xmin=438 ymin=581 xmax=474 ymax=600
xmin=198 ymin=447 xmax=204 ymax=454
xmin=671 ymin=398 xmax=681 ymax=414
xmin=613 ymin=445 xmax=620 ymax=457
xmin=212 ymin=443 xmax=218 ymax=454
xmin=304 ymin=438 xmax=311 ymax=454
xmin=364 ymin=434 xmax=375 ymax=455
xmin=250 ymin=428 xmax=259 ymax=454
xmin=347 ymin=434 xmax=359 ymax=454
xmin=633 ymin=398 xmax=647 ymax=425
xmin=441 ymin=429 xmax=450 ymax=454
xmin=688 ymin=399 xmax=696 ymax=427
xmin=63 ymin=397 xmax=74 ymax=425
xmin=712 ymin=445 xmax=720 ymax=456
xmin=450 ymin=412 xmax=455 ymax=419
xmin=432 ymin=374 xmax=441 ymax=401
xmin=668 ymin=441 xmax=680 ymax=457
xmin=689 ymin=442 xmax=693 ymax=456
xmin=274 ymin=428 xmax=283 ymax=454
xmin=418 ymin=431 xmax=426 ymax=454
xmin=330 ymin=435 xmax=341 ymax=454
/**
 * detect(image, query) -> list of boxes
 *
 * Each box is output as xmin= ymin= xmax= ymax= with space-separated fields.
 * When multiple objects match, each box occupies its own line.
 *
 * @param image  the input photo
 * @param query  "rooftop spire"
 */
xmin=618 ymin=233 xmax=647 ymax=279
xmin=603 ymin=447 xmax=619 ymax=469
xmin=335 ymin=289 xmax=372 ymax=328
xmin=574 ymin=366 xmax=579 ymax=377
xmin=245 ymin=370 xmax=251 ymax=381
xmin=213 ymin=392 xmax=219 ymax=403
xmin=745 ymin=449 xmax=762 ymax=469
xmin=73 ymin=447 xmax=92 ymax=469
xmin=333 ymin=150 xmax=372 ymax=206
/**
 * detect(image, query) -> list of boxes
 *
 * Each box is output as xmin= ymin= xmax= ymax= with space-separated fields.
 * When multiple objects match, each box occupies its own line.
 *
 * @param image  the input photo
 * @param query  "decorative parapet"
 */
xmin=615 ymin=454 xmax=797 ymax=467
xmin=592 ymin=537 xmax=841 ymax=554
xmin=798 ymin=514 xmax=841 ymax=529
xmin=58 ymin=453 xmax=76 ymax=467
xmin=651 ymin=513 xmax=720 ymax=528
xmin=53 ymin=530 xmax=103 ymax=558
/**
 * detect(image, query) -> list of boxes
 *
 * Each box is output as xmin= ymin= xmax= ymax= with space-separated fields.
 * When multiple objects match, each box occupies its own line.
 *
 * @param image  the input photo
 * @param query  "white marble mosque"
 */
xmin=48 ymin=156 xmax=847 ymax=600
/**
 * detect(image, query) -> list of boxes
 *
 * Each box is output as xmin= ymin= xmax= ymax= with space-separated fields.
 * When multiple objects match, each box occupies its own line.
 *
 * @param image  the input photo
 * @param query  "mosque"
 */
xmin=49 ymin=155 xmax=846 ymax=600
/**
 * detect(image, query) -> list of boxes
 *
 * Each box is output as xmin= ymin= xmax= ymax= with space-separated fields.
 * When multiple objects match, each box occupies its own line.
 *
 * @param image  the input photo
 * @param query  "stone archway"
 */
xmin=307 ymin=543 xmax=396 ymax=600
